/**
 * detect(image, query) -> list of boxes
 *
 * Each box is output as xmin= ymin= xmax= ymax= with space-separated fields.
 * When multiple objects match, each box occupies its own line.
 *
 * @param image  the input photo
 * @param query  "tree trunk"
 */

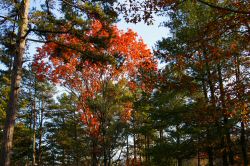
xmin=0 ymin=0 xmax=30 ymax=165
xmin=177 ymin=158 xmax=182 ymax=166
xmin=208 ymin=148 xmax=214 ymax=166
xmin=73 ymin=110 xmax=79 ymax=166
xmin=103 ymin=126 xmax=107 ymax=166
xmin=217 ymin=63 xmax=233 ymax=166
xmin=197 ymin=149 xmax=200 ymax=166
xmin=126 ymin=134 xmax=129 ymax=165
xmin=38 ymin=101 xmax=44 ymax=166
xmin=32 ymin=95 xmax=37 ymax=166
xmin=176 ymin=125 xmax=182 ymax=166
xmin=240 ymin=121 xmax=248 ymax=166
xmin=221 ymin=136 xmax=228 ymax=166
xmin=92 ymin=139 xmax=98 ymax=166
xmin=159 ymin=129 xmax=163 ymax=140
xmin=104 ymin=148 xmax=107 ymax=166
xmin=133 ymin=133 xmax=137 ymax=165
xmin=204 ymin=56 xmax=215 ymax=106
xmin=204 ymin=54 xmax=215 ymax=166
xmin=62 ymin=148 xmax=66 ymax=166
xmin=145 ymin=135 xmax=148 ymax=165
xmin=234 ymin=54 xmax=248 ymax=166
xmin=199 ymin=68 xmax=207 ymax=166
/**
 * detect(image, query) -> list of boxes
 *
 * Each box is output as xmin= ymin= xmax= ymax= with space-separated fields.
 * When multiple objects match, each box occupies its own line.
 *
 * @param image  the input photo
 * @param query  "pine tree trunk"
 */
xmin=0 ymin=0 xmax=30 ymax=165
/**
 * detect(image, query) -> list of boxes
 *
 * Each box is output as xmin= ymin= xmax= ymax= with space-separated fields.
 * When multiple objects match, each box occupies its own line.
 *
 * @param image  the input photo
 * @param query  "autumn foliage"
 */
xmin=33 ymin=20 xmax=157 ymax=137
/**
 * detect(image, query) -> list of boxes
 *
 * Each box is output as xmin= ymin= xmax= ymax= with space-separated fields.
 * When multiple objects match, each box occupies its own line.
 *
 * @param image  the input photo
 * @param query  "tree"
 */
xmin=42 ymin=93 xmax=89 ymax=166
xmin=0 ymin=0 xmax=119 ymax=164
xmin=153 ymin=0 xmax=249 ymax=165
xmin=0 ymin=1 xmax=30 ymax=165
xmin=34 ymin=20 xmax=157 ymax=165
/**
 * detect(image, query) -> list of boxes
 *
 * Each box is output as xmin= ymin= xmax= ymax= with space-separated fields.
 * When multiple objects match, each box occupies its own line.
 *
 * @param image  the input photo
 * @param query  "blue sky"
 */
xmin=117 ymin=16 xmax=170 ymax=49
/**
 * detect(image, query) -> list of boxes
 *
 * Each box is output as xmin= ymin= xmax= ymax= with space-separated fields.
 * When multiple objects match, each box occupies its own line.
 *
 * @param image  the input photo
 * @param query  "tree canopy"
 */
xmin=0 ymin=0 xmax=249 ymax=166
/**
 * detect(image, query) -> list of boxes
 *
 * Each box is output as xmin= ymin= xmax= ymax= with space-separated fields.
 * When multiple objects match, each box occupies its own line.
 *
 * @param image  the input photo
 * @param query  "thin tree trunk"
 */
xmin=61 ymin=114 xmax=66 ymax=165
xmin=0 ymin=0 xmax=30 ymax=165
xmin=234 ymin=54 xmax=248 ymax=166
xmin=240 ymin=121 xmax=248 ymax=166
xmin=177 ymin=158 xmax=182 ymax=166
xmin=176 ymin=125 xmax=182 ymax=166
xmin=92 ymin=139 xmax=98 ymax=166
xmin=126 ymin=134 xmax=129 ymax=165
xmin=133 ymin=133 xmax=137 ymax=165
xmin=205 ymin=56 xmax=215 ymax=106
xmin=221 ymin=136 xmax=228 ymax=166
xmin=103 ymin=124 xmax=107 ymax=166
xmin=198 ymin=78 xmax=204 ymax=166
xmin=107 ymin=149 xmax=111 ymax=166
xmin=38 ymin=101 xmax=44 ymax=166
xmin=198 ymin=53 xmax=208 ymax=103
xmin=104 ymin=147 xmax=107 ymax=166
xmin=159 ymin=129 xmax=163 ymax=140
xmin=208 ymin=148 xmax=214 ymax=166
xmin=217 ymin=63 xmax=232 ymax=166
xmin=197 ymin=149 xmax=200 ymax=166
xmin=73 ymin=110 xmax=79 ymax=166
xmin=147 ymin=136 xmax=150 ymax=164
xmin=145 ymin=135 xmax=148 ymax=164
xmin=139 ymin=148 xmax=142 ymax=165
xmin=204 ymin=54 xmax=215 ymax=166
xmin=62 ymin=148 xmax=66 ymax=166
xmin=32 ymin=94 xmax=37 ymax=166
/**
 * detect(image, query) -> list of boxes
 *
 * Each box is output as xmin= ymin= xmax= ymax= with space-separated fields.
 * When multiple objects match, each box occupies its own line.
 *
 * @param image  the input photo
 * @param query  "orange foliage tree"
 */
xmin=33 ymin=20 xmax=157 ymax=163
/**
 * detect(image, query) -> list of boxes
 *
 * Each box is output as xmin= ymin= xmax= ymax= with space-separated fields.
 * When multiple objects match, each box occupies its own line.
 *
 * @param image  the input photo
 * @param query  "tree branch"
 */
xmin=197 ymin=0 xmax=250 ymax=14
xmin=29 ymin=28 xmax=70 ymax=35
xmin=0 ymin=14 xmax=18 ymax=24
xmin=27 ymin=38 xmax=112 ymax=62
